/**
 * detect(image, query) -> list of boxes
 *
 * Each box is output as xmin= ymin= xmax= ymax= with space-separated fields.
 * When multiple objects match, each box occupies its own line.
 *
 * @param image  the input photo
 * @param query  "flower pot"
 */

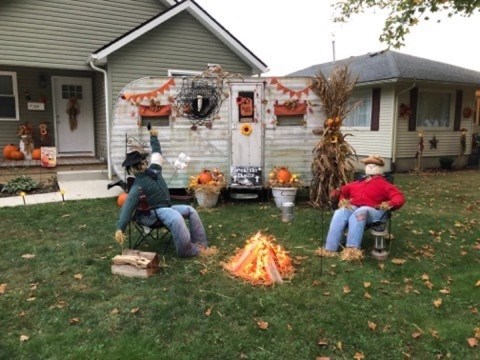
xmin=195 ymin=190 xmax=219 ymax=208
xmin=271 ymin=187 xmax=297 ymax=208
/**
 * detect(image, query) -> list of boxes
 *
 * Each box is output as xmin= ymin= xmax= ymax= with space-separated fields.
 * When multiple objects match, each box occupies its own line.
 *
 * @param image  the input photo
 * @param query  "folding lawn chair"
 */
xmin=127 ymin=186 xmax=172 ymax=253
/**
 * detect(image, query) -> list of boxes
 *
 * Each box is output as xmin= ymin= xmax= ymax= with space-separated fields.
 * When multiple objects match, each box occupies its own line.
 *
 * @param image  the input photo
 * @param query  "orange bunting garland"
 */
xmin=121 ymin=78 xmax=175 ymax=103
xmin=270 ymin=78 xmax=311 ymax=98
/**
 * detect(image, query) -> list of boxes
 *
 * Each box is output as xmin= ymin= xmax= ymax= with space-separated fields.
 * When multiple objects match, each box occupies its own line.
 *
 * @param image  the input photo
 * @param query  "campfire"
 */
xmin=224 ymin=232 xmax=294 ymax=285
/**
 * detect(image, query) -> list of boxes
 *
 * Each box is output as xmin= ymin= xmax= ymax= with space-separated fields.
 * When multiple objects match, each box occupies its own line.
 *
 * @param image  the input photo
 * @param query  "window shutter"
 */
xmin=408 ymin=87 xmax=418 ymax=131
xmin=454 ymin=90 xmax=463 ymax=131
xmin=370 ymin=88 xmax=381 ymax=131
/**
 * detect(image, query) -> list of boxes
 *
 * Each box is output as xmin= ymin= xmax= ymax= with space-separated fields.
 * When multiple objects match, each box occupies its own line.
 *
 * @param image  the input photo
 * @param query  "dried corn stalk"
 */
xmin=309 ymin=65 xmax=358 ymax=208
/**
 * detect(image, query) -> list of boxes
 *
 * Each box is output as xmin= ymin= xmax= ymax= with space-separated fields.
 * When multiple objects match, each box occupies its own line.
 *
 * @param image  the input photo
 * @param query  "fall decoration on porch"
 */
xmin=309 ymin=65 xmax=358 ymax=208
xmin=240 ymin=123 xmax=253 ymax=136
xmin=429 ymin=135 xmax=438 ymax=149
xmin=237 ymin=96 xmax=253 ymax=117
xmin=398 ymin=103 xmax=411 ymax=118
xmin=31 ymin=148 xmax=41 ymax=160
xmin=9 ymin=150 xmax=25 ymax=161
xmin=188 ymin=168 xmax=226 ymax=195
xmin=463 ymin=107 xmax=473 ymax=119
xmin=415 ymin=130 xmax=424 ymax=172
xmin=223 ymin=232 xmax=294 ymax=285
xmin=3 ymin=144 xmax=18 ymax=159
xmin=66 ymin=96 xmax=80 ymax=131
xmin=39 ymin=123 xmax=49 ymax=142
xmin=17 ymin=122 xmax=32 ymax=136
xmin=268 ymin=166 xmax=302 ymax=188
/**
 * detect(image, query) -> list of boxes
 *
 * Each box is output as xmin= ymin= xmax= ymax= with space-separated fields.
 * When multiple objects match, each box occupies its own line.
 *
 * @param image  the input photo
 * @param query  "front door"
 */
xmin=53 ymin=76 xmax=95 ymax=156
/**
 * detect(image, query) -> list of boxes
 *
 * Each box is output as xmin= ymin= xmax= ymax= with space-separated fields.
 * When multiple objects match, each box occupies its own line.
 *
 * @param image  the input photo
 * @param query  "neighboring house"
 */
xmin=289 ymin=50 xmax=480 ymax=172
xmin=0 ymin=0 xmax=267 ymax=178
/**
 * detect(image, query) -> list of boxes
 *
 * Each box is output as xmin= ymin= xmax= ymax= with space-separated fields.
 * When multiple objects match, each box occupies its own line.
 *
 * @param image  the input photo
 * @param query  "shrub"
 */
xmin=439 ymin=156 xmax=454 ymax=170
xmin=1 ymin=176 xmax=40 ymax=194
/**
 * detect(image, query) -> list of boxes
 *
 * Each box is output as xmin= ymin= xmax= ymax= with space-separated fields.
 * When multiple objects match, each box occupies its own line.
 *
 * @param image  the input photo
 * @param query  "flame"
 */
xmin=224 ymin=232 xmax=294 ymax=285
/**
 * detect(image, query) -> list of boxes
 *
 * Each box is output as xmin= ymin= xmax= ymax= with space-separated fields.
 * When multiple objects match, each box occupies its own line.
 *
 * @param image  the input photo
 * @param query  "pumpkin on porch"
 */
xmin=276 ymin=167 xmax=292 ymax=183
xmin=32 ymin=148 xmax=41 ymax=160
xmin=3 ymin=144 xmax=17 ymax=159
xmin=10 ymin=150 xmax=25 ymax=160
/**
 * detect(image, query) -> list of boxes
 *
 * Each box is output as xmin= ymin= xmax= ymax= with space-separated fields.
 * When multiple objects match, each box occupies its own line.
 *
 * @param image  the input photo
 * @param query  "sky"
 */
xmin=197 ymin=0 xmax=480 ymax=76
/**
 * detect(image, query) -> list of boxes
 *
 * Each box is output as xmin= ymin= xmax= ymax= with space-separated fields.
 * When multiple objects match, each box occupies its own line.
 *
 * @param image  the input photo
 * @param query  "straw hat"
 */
xmin=361 ymin=155 xmax=385 ymax=167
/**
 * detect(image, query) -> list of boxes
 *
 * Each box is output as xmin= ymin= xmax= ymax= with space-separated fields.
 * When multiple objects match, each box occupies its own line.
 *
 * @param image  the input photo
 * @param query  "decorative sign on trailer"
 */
xmin=230 ymin=166 xmax=262 ymax=187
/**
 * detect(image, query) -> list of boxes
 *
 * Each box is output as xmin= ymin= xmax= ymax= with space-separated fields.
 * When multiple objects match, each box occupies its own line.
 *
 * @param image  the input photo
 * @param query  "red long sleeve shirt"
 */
xmin=339 ymin=175 xmax=405 ymax=210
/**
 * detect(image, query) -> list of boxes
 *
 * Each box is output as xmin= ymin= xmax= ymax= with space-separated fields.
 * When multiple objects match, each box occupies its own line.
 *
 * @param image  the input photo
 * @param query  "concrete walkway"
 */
xmin=0 ymin=170 xmax=123 ymax=208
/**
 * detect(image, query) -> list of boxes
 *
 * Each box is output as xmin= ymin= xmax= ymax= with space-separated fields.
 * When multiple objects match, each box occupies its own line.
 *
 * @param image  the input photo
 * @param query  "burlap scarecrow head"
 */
xmin=361 ymin=155 xmax=385 ymax=176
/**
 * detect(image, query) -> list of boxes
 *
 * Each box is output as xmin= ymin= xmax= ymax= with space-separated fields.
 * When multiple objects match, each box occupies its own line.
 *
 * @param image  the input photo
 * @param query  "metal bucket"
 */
xmin=281 ymin=202 xmax=294 ymax=222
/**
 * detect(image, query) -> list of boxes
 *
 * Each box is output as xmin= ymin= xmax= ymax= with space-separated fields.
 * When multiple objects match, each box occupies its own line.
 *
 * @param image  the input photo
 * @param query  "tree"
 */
xmin=333 ymin=0 xmax=480 ymax=48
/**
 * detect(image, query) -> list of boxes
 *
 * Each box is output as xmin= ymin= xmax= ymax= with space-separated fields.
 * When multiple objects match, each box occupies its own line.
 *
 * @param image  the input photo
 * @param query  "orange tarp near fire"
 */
xmin=224 ymin=232 xmax=294 ymax=286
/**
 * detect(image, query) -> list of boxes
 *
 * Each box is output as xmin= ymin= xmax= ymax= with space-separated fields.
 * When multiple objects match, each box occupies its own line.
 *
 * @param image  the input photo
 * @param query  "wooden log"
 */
xmin=111 ymin=250 xmax=159 ymax=278
xmin=112 ymin=255 xmax=150 ymax=269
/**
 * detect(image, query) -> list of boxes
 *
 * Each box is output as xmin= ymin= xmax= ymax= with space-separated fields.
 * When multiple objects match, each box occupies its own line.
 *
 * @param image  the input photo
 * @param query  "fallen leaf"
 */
xmin=467 ymin=338 xmax=478 ymax=347
xmin=131 ymin=307 xmax=140 ymax=314
xmin=69 ymin=317 xmax=80 ymax=325
xmin=316 ymin=357 xmax=331 ymax=360
xmin=317 ymin=339 xmax=328 ymax=347
xmin=429 ymin=329 xmax=440 ymax=339
xmin=21 ymin=254 xmax=35 ymax=259
xmin=343 ymin=285 xmax=351 ymax=294
xmin=29 ymin=283 xmax=37 ymax=291
xmin=378 ymin=262 xmax=385 ymax=269
xmin=0 ymin=283 xmax=6 ymax=294
xmin=336 ymin=341 xmax=343 ymax=350
xmin=62 ymin=214 xmax=71 ymax=218
xmin=391 ymin=258 xmax=406 ymax=265
xmin=323 ymin=292 xmax=331 ymax=296
xmin=74 ymin=273 xmax=83 ymax=280
xmin=257 ymin=320 xmax=269 ymax=330
xmin=368 ymin=321 xmax=377 ymax=331
xmin=205 ymin=307 xmax=212 ymax=317
xmin=474 ymin=327 xmax=480 ymax=338
xmin=475 ymin=280 xmax=480 ymax=287
xmin=20 ymin=335 xmax=29 ymax=342
xmin=363 ymin=282 xmax=371 ymax=288
xmin=421 ymin=273 xmax=429 ymax=281
xmin=364 ymin=292 xmax=372 ymax=300
xmin=433 ymin=298 xmax=442 ymax=308
xmin=439 ymin=288 xmax=450 ymax=294
xmin=110 ymin=308 xmax=119 ymax=314
xmin=287 ymin=324 xmax=292 ymax=331
xmin=26 ymin=297 xmax=36 ymax=302
xmin=424 ymin=281 xmax=434 ymax=290
xmin=412 ymin=331 xmax=422 ymax=339
xmin=200 ymin=268 xmax=208 ymax=275
xmin=353 ymin=352 xmax=365 ymax=359
xmin=470 ymin=307 xmax=478 ymax=315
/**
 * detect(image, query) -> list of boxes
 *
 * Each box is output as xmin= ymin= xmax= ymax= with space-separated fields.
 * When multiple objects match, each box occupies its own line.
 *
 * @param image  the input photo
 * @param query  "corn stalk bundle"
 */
xmin=309 ymin=65 xmax=358 ymax=209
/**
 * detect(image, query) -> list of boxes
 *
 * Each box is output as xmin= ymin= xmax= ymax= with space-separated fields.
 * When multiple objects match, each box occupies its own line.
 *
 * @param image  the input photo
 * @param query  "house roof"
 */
xmin=89 ymin=0 xmax=268 ymax=75
xmin=288 ymin=50 xmax=480 ymax=86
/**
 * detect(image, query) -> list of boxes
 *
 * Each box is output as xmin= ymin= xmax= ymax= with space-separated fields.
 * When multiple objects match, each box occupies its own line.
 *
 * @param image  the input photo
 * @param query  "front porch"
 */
xmin=0 ymin=156 xmax=107 ymax=183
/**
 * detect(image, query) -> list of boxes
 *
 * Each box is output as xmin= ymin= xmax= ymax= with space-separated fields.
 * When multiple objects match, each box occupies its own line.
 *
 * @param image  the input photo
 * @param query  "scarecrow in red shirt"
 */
xmin=319 ymin=155 xmax=405 ymax=260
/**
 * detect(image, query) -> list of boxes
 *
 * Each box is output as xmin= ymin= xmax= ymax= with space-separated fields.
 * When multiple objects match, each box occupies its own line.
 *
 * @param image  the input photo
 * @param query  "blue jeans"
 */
xmin=140 ymin=205 xmax=207 ymax=257
xmin=324 ymin=206 xmax=386 ymax=251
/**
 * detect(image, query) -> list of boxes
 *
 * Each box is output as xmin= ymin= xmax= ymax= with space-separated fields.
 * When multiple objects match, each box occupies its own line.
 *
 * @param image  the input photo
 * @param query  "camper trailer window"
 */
xmin=276 ymin=115 xmax=304 ymax=127
xmin=416 ymin=89 xmax=453 ymax=129
xmin=0 ymin=71 xmax=19 ymax=120
xmin=141 ymin=116 xmax=169 ymax=127
xmin=343 ymin=89 xmax=372 ymax=128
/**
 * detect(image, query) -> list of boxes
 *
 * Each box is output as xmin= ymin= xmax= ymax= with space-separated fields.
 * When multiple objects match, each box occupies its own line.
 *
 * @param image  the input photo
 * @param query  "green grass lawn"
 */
xmin=1 ymin=170 xmax=479 ymax=359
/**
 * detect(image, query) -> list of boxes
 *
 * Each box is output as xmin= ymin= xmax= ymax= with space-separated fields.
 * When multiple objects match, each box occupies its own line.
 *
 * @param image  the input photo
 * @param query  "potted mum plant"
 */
xmin=268 ymin=166 xmax=302 ymax=208
xmin=188 ymin=168 xmax=226 ymax=208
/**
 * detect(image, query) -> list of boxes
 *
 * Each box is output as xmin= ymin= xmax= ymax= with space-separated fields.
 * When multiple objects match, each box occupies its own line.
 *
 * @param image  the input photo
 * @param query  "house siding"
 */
xmin=0 ymin=0 xmax=167 ymax=70
xmin=108 ymin=11 xmax=252 ymax=102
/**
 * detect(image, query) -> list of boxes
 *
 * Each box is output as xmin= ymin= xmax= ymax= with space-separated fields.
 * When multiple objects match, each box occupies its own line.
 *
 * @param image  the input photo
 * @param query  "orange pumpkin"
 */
xmin=32 ymin=148 xmax=41 ymax=160
xmin=3 ymin=144 xmax=17 ymax=159
xmin=117 ymin=192 xmax=128 ymax=207
xmin=198 ymin=171 xmax=213 ymax=184
xmin=10 ymin=150 xmax=25 ymax=160
xmin=277 ymin=168 xmax=292 ymax=183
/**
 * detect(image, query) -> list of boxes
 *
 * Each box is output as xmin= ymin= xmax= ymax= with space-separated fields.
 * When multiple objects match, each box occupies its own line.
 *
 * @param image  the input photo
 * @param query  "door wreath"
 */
xmin=66 ymin=97 xmax=80 ymax=131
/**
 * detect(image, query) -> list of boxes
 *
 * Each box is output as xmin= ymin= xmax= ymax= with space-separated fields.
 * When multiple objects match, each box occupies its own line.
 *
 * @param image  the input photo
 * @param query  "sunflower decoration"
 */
xmin=240 ymin=123 xmax=253 ymax=136
xmin=268 ymin=166 xmax=303 ymax=188
xmin=188 ymin=168 xmax=226 ymax=195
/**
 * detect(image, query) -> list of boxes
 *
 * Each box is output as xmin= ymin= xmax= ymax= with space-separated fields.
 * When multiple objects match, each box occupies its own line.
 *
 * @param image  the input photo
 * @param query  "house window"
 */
xmin=62 ymin=84 xmax=83 ymax=100
xmin=416 ymin=89 xmax=453 ymax=128
xmin=0 ymin=71 xmax=19 ymax=120
xmin=276 ymin=115 xmax=305 ymax=126
xmin=343 ymin=89 xmax=372 ymax=127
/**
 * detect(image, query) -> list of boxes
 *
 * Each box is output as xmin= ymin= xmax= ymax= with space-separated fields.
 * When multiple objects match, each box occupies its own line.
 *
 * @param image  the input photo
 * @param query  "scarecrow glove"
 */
xmin=115 ymin=230 xmax=126 ymax=245
xmin=338 ymin=199 xmax=352 ymax=209
xmin=379 ymin=202 xmax=392 ymax=211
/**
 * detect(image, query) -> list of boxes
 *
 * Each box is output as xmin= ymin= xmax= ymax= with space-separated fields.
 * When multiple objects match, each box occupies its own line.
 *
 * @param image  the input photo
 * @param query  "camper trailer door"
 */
xmin=230 ymin=83 xmax=264 ymax=172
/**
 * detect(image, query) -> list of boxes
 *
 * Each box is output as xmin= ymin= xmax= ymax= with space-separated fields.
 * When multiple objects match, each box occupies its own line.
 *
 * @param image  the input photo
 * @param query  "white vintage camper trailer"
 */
xmin=111 ymin=75 xmax=323 ymax=192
